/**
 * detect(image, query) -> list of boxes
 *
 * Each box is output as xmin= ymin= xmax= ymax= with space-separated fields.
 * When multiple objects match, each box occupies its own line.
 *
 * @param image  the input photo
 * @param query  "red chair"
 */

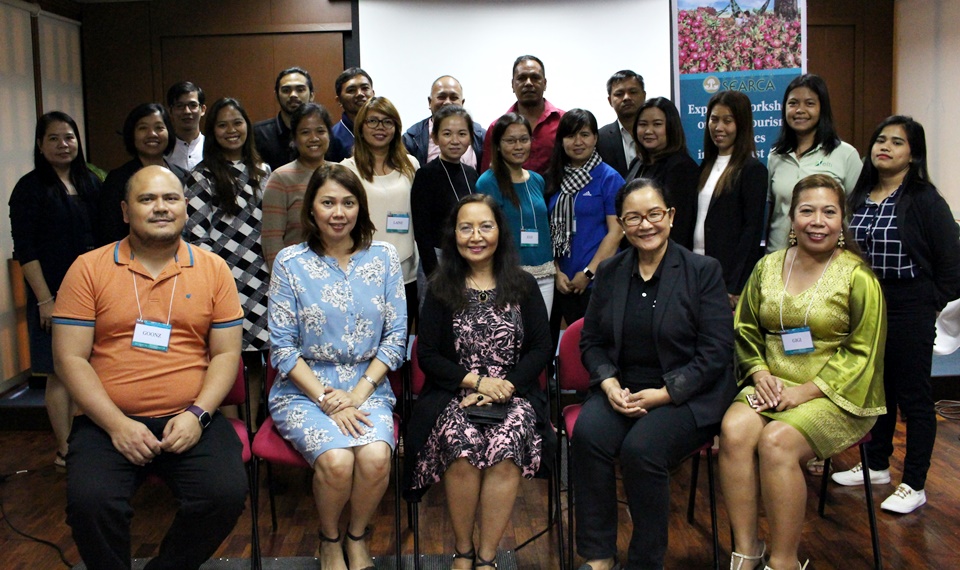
xmin=556 ymin=318 xmax=720 ymax=570
xmin=818 ymin=434 xmax=882 ymax=569
xmin=223 ymin=359 xmax=261 ymax=569
xmin=407 ymin=337 xmax=565 ymax=569
xmin=251 ymin=358 xmax=403 ymax=570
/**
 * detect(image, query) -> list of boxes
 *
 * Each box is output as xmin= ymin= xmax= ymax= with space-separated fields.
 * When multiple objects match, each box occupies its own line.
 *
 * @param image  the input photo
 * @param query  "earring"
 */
xmin=838 ymin=232 xmax=846 ymax=249
xmin=788 ymin=228 xmax=798 ymax=246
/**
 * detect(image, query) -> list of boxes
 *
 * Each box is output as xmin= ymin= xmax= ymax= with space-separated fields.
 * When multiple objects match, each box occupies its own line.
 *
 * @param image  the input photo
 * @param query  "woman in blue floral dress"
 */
xmin=404 ymin=194 xmax=553 ymax=569
xmin=268 ymin=164 xmax=407 ymax=570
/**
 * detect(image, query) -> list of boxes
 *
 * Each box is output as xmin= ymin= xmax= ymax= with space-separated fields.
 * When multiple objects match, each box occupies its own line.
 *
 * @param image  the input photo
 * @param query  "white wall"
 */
xmin=894 ymin=0 xmax=960 ymax=211
xmin=358 ymin=0 xmax=672 ymax=131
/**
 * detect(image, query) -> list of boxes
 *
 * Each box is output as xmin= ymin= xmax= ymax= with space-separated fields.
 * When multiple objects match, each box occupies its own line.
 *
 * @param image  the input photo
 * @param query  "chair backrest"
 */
xmin=387 ymin=369 xmax=403 ymax=399
xmin=410 ymin=336 xmax=426 ymax=396
xmin=557 ymin=318 xmax=590 ymax=392
xmin=222 ymin=358 xmax=247 ymax=406
xmin=265 ymin=356 xmax=278 ymax=393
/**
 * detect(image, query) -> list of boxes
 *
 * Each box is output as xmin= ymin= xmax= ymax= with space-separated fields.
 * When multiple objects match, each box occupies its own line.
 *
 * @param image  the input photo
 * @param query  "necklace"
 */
xmin=467 ymin=276 xmax=491 ymax=303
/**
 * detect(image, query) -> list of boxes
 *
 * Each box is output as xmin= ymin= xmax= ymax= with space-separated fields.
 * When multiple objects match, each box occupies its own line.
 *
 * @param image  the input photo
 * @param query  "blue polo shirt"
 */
xmin=548 ymin=162 xmax=623 ymax=280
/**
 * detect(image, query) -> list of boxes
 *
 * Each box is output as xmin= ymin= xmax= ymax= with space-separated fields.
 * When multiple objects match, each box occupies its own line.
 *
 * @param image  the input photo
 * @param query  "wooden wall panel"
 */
xmin=807 ymin=25 xmax=857 ymax=146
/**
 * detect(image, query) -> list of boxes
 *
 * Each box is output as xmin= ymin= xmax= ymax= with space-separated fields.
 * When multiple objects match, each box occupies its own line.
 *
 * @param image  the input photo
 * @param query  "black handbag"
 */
xmin=464 ymin=402 xmax=507 ymax=425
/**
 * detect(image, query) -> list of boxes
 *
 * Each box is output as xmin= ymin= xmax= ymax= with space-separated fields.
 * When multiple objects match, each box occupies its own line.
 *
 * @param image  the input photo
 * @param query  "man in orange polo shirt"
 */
xmin=52 ymin=165 xmax=247 ymax=570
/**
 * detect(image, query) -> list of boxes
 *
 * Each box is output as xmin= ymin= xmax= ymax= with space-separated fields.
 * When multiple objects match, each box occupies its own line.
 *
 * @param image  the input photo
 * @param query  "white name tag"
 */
xmin=520 ymin=229 xmax=539 ymax=247
xmin=781 ymin=326 xmax=814 ymax=355
xmin=386 ymin=212 xmax=410 ymax=233
xmin=132 ymin=320 xmax=172 ymax=352
xmin=572 ymin=217 xmax=577 ymax=234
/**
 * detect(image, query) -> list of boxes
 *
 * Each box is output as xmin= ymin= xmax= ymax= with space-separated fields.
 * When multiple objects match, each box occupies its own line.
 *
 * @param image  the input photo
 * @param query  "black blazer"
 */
xmin=403 ymin=272 xmax=555 ymax=500
xmin=579 ymin=242 xmax=737 ymax=427
xmin=626 ymin=151 xmax=700 ymax=250
xmin=701 ymin=157 xmax=768 ymax=295
xmin=597 ymin=121 xmax=629 ymax=178
xmin=850 ymin=178 xmax=960 ymax=309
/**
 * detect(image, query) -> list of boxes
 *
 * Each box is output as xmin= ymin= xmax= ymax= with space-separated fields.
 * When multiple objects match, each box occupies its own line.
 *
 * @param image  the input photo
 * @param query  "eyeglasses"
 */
xmin=172 ymin=102 xmax=200 ymax=111
xmin=620 ymin=208 xmax=672 ymax=227
xmin=457 ymin=223 xmax=497 ymax=238
xmin=501 ymin=136 xmax=531 ymax=146
xmin=364 ymin=117 xmax=396 ymax=129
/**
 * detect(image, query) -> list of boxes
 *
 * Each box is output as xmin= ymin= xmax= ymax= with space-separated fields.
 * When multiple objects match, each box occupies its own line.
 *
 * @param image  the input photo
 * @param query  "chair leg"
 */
xmin=412 ymin=500 xmax=421 ymax=570
xmin=394 ymin=448 xmax=402 ymax=570
xmin=860 ymin=444 xmax=883 ymax=570
xmin=818 ymin=457 xmax=832 ymax=518
xmin=554 ymin=442 xmax=566 ymax=570
xmin=706 ymin=448 xmax=720 ymax=570
xmin=566 ymin=438 xmax=575 ymax=570
xmin=688 ymin=451 xmax=701 ymax=524
xmin=266 ymin=462 xmax=278 ymax=532
xmin=249 ymin=459 xmax=262 ymax=570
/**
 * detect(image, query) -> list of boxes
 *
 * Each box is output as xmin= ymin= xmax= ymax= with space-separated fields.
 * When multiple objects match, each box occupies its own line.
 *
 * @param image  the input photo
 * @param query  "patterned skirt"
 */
xmin=411 ymin=389 xmax=542 ymax=490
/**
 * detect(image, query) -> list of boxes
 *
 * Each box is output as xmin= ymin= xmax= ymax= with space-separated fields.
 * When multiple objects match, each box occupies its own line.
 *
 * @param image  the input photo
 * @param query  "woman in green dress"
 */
xmin=718 ymin=174 xmax=887 ymax=570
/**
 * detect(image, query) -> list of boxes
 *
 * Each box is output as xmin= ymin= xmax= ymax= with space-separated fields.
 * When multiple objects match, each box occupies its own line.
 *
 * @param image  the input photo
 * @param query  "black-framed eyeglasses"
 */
xmin=619 ymin=208 xmax=672 ymax=227
xmin=364 ymin=117 xmax=396 ymax=129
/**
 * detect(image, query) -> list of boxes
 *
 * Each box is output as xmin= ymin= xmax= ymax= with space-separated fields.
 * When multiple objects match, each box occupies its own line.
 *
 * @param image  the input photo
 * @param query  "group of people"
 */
xmin=8 ymin=51 xmax=958 ymax=570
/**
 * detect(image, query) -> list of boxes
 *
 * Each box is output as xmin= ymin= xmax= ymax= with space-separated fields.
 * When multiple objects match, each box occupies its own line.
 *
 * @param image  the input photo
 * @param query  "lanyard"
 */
xmin=519 ymin=179 xmax=538 ymax=231
xmin=779 ymin=249 xmax=835 ymax=332
xmin=133 ymin=272 xmax=177 ymax=325
xmin=442 ymin=160 xmax=472 ymax=203
xmin=340 ymin=119 xmax=355 ymax=140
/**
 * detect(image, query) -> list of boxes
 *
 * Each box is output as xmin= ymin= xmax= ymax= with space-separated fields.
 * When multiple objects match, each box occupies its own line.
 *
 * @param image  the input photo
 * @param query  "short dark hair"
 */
xmin=772 ymin=74 xmax=841 ymax=155
xmin=430 ymin=104 xmax=475 ymax=144
xmin=122 ymin=103 xmax=176 ymax=158
xmin=334 ymin=67 xmax=373 ymax=97
xmin=300 ymin=163 xmax=375 ymax=255
xmin=616 ymin=177 xmax=670 ymax=216
xmin=633 ymin=97 xmax=688 ymax=164
xmin=512 ymin=55 xmax=545 ymax=78
xmin=289 ymin=102 xmax=333 ymax=158
xmin=606 ymin=70 xmax=645 ymax=95
xmin=275 ymin=66 xmax=314 ymax=94
xmin=789 ymin=173 xmax=861 ymax=257
xmin=165 ymin=81 xmax=205 ymax=107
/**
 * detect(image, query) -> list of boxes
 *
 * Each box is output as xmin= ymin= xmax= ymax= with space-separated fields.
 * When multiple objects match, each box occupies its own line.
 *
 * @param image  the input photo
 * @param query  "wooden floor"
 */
xmin=1 ymin=416 xmax=958 ymax=569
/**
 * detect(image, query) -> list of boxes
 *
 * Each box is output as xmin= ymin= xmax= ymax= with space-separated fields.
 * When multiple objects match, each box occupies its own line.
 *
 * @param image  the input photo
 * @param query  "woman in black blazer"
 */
xmin=693 ymin=90 xmax=767 ymax=308
xmin=572 ymin=178 xmax=737 ymax=570
xmin=625 ymin=98 xmax=699 ymax=249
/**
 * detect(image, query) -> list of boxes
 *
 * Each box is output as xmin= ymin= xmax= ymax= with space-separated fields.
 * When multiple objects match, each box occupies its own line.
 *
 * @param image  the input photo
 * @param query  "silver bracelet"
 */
xmin=361 ymin=374 xmax=379 ymax=389
xmin=37 ymin=296 xmax=55 ymax=306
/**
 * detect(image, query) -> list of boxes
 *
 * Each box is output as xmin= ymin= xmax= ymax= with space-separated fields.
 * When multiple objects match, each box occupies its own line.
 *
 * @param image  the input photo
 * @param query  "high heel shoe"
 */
xmin=452 ymin=545 xmax=475 ymax=569
xmin=730 ymin=541 xmax=767 ymax=570
xmin=474 ymin=553 xmax=498 ymax=568
xmin=763 ymin=560 xmax=807 ymax=570
xmin=345 ymin=526 xmax=376 ymax=570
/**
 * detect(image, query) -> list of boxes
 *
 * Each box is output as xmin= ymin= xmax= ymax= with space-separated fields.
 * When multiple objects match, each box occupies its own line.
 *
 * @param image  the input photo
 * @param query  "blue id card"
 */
xmin=781 ymin=326 xmax=814 ymax=355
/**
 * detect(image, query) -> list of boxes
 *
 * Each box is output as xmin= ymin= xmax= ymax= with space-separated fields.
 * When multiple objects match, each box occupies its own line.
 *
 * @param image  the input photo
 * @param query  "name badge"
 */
xmin=132 ymin=319 xmax=172 ymax=352
xmin=386 ymin=212 xmax=410 ymax=233
xmin=781 ymin=326 xmax=814 ymax=355
xmin=520 ymin=229 xmax=539 ymax=247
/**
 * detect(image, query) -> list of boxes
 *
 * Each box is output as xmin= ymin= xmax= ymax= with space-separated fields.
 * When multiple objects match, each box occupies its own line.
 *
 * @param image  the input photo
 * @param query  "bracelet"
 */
xmin=37 ymin=296 xmax=55 ymax=306
xmin=361 ymin=374 xmax=379 ymax=389
xmin=475 ymin=376 xmax=484 ymax=393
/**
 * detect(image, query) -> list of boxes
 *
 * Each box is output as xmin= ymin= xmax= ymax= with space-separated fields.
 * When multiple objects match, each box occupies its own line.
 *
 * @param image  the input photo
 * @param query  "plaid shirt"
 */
xmin=850 ymin=188 xmax=918 ymax=279
xmin=184 ymin=161 xmax=271 ymax=351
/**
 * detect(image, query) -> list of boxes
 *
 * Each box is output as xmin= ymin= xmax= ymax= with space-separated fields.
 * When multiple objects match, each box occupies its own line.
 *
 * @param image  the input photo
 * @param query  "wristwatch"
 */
xmin=582 ymin=267 xmax=595 ymax=280
xmin=186 ymin=405 xmax=212 ymax=429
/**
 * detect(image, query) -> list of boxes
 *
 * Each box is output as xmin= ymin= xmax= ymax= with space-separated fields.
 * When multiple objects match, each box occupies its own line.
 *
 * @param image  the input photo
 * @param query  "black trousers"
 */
xmin=66 ymin=413 xmax=248 ymax=570
xmin=572 ymin=390 xmax=716 ymax=569
xmin=550 ymin=287 xmax=592 ymax=349
xmin=866 ymin=278 xmax=939 ymax=490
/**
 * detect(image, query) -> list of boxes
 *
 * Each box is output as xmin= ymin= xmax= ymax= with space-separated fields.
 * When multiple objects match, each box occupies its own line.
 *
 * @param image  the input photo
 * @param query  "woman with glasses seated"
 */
xmin=342 ymin=97 xmax=420 ymax=326
xmin=405 ymin=194 xmax=553 ymax=569
xmin=572 ymin=178 xmax=736 ymax=570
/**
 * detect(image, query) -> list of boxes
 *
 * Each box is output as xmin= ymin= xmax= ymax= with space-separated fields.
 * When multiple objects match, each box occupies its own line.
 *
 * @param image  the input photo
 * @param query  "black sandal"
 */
xmin=318 ymin=530 xmax=341 ymax=543
xmin=475 ymin=554 xmax=497 ymax=568
xmin=345 ymin=526 xmax=375 ymax=570
xmin=453 ymin=546 xmax=475 ymax=568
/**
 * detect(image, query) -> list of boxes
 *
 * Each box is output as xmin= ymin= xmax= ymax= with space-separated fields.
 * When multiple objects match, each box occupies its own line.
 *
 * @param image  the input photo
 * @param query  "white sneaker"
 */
xmin=881 ymin=483 xmax=926 ymax=514
xmin=830 ymin=462 xmax=890 ymax=486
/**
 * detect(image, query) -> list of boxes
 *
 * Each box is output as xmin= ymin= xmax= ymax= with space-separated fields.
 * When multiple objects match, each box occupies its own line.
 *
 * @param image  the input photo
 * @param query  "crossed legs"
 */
xmin=720 ymin=403 xmax=815 ymax=570
xmin=313 ymin=441 xmax=393 ymax=570
xmin=444 ymin=458 xmax=522 ymax=567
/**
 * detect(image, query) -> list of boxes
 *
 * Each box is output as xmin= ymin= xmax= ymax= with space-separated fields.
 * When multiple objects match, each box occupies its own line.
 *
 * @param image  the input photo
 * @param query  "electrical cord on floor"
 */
xmin=0 ymin=468 xmax=75 ymax=568
xmin=935 ymin=399 xmax=960 ymax=421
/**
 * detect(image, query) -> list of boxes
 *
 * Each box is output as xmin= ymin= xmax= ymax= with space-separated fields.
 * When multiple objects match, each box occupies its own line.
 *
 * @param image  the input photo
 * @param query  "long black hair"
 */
xmin=771 ymin=74 xmax=841 ymax=156
xmin=489 ymin=113 xmax=532 ymax=207
xmin=34 ymin=111 xmax=96 ymax=201
xmin=429 ymin=194 xmax=529 ymax=310
xmin=202 ymin=97 xmax=267 ymax=215
xmin=849 ymin=115 xmax=932 ymax=206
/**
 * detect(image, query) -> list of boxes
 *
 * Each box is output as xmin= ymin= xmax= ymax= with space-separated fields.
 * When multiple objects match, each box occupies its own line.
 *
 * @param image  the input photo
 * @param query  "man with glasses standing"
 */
xmin=166 ymin=81 xmax=206 ymax=172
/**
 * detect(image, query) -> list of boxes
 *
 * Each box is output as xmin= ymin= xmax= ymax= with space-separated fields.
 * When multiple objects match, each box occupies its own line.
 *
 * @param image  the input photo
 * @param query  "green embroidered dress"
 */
xmin=734 ymin=249 xmax=887 ymax=458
